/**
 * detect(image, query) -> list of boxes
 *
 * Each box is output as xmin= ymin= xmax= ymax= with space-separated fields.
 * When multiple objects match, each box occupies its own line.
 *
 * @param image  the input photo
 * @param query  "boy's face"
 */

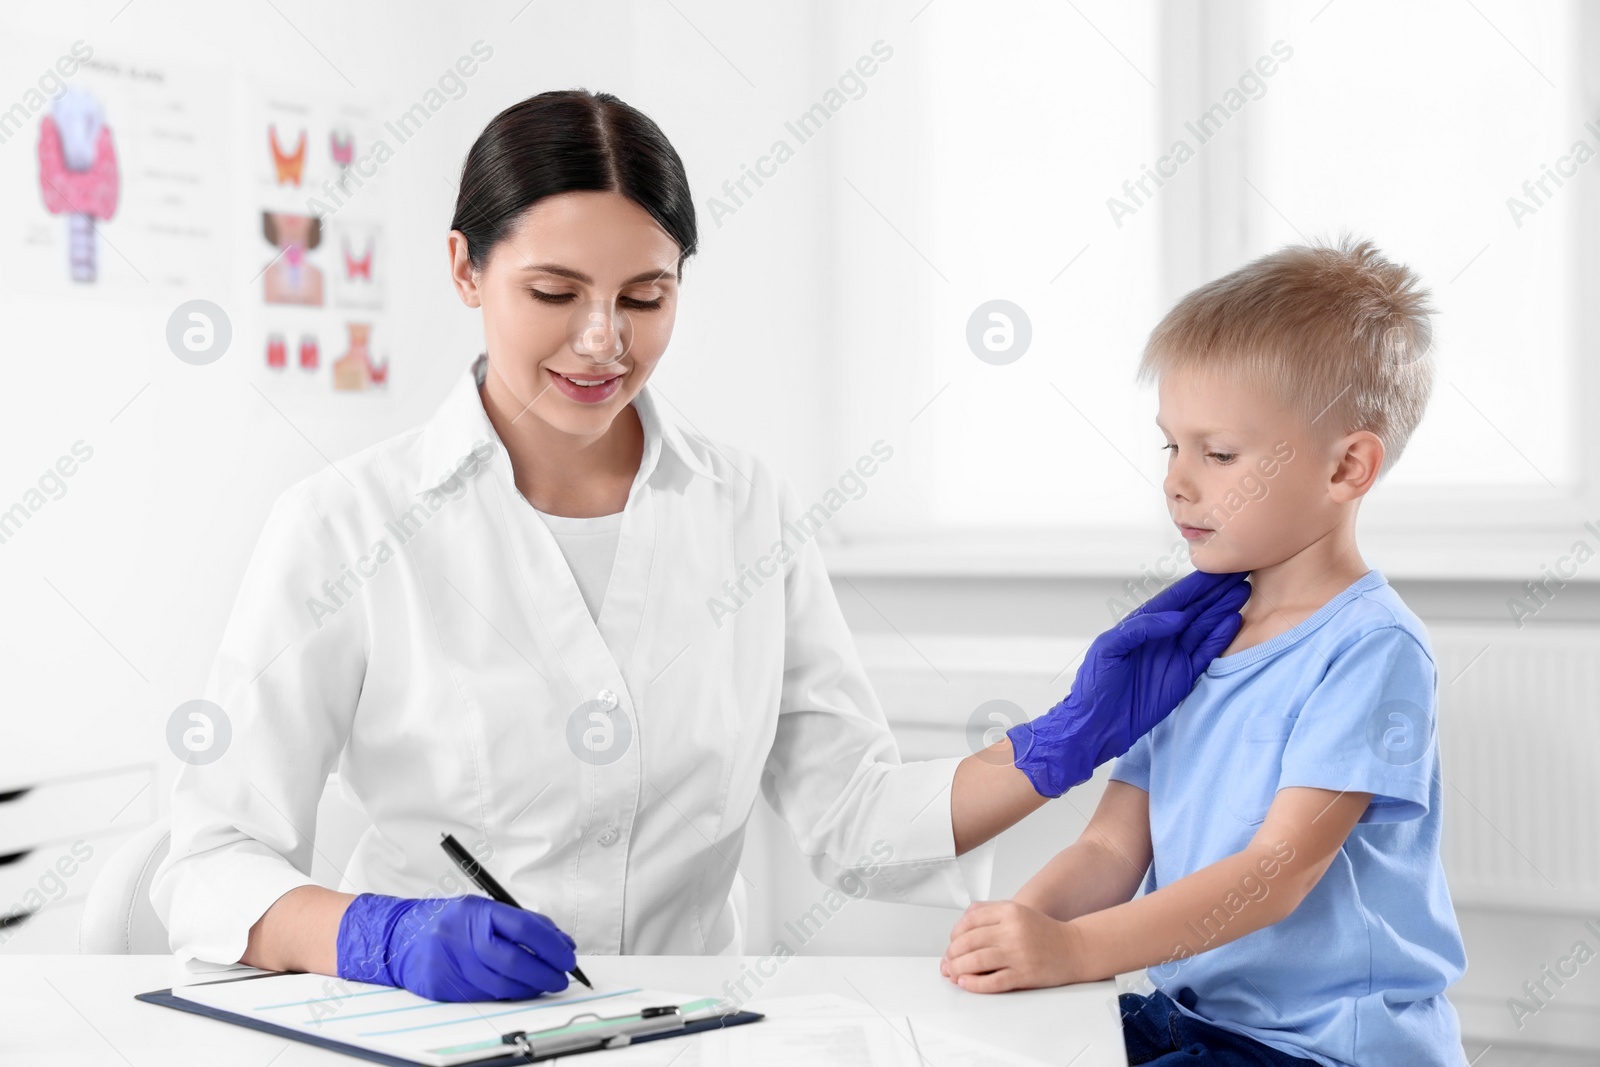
xmin=1155 ymin=365 xmax=1338 ymax=574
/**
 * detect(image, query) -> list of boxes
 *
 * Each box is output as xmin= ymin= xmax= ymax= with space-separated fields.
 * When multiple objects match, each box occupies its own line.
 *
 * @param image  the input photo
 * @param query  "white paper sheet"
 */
xmin=570 ymin=992 xmax=1052 ymax=1067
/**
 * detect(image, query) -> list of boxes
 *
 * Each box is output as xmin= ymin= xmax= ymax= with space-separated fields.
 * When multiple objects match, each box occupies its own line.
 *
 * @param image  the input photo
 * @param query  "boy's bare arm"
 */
xmin=1013 ymin=781 xmax=1153 ymax=921
xmin=944 ymin=786 xmax=1371 ymax=991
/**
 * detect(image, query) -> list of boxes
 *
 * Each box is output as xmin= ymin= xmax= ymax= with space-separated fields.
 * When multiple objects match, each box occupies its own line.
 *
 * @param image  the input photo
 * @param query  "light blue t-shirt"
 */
xmin=1110 ymin=569 xmax=1467 ymax=1067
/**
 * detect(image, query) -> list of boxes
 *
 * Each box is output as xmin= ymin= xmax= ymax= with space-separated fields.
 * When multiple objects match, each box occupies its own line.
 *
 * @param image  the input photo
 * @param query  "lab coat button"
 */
xmin=598 ymin=824 xmax=619 ymax=846
xmin=597 ymin=689 xmax=618 ymax=710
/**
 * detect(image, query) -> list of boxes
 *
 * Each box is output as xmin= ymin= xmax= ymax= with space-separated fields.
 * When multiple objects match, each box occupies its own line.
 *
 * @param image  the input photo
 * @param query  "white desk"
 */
xmin=3 ymin=954 xmax=1129 ymax=1065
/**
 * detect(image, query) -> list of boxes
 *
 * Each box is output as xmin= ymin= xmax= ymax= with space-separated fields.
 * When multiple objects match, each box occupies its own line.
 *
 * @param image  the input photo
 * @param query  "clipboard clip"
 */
xmin=500 ymin=1005 xmax=685 ymax=1060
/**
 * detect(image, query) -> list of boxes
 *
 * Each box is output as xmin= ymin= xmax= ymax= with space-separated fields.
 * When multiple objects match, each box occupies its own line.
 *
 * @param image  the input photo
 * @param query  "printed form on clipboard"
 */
xmin=163 ymin=970 xmax=756 ymax=1065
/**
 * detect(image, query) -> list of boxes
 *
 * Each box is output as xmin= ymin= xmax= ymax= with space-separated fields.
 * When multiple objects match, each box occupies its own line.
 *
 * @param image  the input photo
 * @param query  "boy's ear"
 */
xmin=1328 ymin=430 xmax=1384 ymax=503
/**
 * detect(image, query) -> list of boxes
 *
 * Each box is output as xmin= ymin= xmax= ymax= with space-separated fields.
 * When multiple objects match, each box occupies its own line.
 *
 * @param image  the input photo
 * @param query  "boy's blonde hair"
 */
xmin=1139 ymin=237 xmax=1434 ymax=473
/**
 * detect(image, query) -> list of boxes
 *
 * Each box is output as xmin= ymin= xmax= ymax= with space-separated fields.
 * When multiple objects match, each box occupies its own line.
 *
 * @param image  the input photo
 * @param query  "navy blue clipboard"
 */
xmin=135 ymin=985 xmax=764 ymax=1066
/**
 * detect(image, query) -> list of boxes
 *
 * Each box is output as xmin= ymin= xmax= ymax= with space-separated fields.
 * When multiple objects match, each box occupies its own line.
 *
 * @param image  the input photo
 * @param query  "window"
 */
xmin=823 ymin=0 xmax=1595 ymax=571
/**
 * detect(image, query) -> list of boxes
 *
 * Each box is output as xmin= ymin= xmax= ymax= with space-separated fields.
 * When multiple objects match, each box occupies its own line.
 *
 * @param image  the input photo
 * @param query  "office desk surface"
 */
xmin=4 ymin=954 xmax=1129 ymax=1065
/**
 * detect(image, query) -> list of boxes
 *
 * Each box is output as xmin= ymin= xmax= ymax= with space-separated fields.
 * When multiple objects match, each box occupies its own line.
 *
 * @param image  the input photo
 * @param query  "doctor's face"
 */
xmin=450 ymin=190 xmax=681 ymax=438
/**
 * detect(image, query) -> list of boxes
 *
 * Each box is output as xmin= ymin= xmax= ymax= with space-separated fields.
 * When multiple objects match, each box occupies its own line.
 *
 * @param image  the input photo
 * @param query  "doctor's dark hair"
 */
xmin=450 ymin=89 xmax=697 ymax=276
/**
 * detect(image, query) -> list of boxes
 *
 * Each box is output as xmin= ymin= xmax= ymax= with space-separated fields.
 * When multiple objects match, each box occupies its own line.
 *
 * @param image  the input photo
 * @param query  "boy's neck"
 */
xmin=1230 ymin=521 xmax=1370 ymax=652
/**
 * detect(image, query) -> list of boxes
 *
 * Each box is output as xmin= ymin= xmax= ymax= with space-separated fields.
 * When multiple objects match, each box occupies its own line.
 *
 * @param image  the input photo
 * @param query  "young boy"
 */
xmin=942 ymin=239 xmax=1467 ymax=1066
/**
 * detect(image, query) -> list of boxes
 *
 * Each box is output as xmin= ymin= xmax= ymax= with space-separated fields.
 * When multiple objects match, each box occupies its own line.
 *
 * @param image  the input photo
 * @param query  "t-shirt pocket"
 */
xmin=1227 ymin=712 xmax=1297 ymax=825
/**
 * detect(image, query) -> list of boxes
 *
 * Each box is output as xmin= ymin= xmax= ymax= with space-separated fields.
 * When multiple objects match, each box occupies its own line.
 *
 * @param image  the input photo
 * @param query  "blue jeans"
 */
xmin=1120 ymin=991 xmax=1318 ymax=1066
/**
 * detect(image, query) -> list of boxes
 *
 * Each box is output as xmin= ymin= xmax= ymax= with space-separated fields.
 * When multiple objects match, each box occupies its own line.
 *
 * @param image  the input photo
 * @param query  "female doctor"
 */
xmin=151 ymin=90 xmax=1248 ymax=1002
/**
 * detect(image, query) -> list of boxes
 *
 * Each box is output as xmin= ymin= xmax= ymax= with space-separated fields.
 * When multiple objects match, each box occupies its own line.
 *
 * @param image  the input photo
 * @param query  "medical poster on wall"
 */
xmin=0 ymin=35 xmax=230 ymax=296
xmin=255 ymin=93 xmax=392 ymax=396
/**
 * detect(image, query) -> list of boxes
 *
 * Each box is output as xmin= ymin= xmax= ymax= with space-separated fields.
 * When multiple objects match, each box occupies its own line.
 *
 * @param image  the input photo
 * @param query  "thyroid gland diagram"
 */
xmin=343 ymin=236 xmax=373 ymax=281
xmin=329 ymin=128 xmax=354 ymax=169
xmin=269 ymin=125 xmax=306 ymax=186
xmin=262 ymin=211 xmax=324 ymax=306
xmin=36 ymin=86 xmax=121 ymax=283
xmin=333 ymin=322 xmax=389 ymax=391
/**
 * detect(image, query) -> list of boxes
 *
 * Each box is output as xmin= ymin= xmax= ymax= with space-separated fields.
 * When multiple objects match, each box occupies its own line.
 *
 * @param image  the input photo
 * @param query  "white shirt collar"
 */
xmin=413 ymin=353 xmax=723 ymax=495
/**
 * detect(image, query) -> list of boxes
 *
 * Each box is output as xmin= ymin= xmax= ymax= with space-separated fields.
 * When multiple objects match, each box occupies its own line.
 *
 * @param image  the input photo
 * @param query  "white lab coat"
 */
xmin=151 ymin=353 xmax=992 ymax=969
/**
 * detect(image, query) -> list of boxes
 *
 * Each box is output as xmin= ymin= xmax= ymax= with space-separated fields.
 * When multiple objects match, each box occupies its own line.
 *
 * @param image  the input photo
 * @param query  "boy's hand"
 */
xmin=940 ymin=900 xmax=1084 ymax=993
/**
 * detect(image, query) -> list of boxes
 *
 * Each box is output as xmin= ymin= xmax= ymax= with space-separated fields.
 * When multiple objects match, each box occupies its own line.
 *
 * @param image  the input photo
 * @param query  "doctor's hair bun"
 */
xmin=451 ymin=88 xmax=697 ymax=275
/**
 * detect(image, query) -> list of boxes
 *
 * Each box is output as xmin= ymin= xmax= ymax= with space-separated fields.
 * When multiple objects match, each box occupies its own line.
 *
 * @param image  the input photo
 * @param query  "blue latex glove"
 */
xmin=336 ymin=893 xmax=578 ymax=1002
xmin=1007 ymin=569 xmax=1251 ymax=798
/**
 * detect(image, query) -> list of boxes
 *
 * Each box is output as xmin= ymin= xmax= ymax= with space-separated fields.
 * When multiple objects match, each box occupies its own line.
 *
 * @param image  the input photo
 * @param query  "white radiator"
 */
xmin=1432 ymin=625 xmax=1600 ymax=915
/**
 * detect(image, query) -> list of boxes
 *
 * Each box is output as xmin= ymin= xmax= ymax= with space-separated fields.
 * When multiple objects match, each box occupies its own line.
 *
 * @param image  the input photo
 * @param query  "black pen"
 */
xmin=439 ymin=832 xmax=593 ymax=990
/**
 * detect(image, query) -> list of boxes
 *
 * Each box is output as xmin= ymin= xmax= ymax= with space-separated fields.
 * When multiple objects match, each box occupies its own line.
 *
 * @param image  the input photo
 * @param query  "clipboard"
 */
xmin=135 ymin=973 xmax=764 ymax=1066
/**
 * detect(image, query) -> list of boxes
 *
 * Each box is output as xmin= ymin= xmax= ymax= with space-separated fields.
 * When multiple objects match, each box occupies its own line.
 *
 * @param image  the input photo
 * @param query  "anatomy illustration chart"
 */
xmin=256 ymin=94 xmax=392 ymax=395
xmin=0 ymin=36 xmax=229 ymax=296
xmin=2 ymin=40 xmax=399 ymax=397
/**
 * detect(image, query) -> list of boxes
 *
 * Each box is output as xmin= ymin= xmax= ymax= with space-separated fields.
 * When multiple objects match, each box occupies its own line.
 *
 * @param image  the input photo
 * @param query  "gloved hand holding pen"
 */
xmin=335 ymin=893 xmax=578 ymax=1003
